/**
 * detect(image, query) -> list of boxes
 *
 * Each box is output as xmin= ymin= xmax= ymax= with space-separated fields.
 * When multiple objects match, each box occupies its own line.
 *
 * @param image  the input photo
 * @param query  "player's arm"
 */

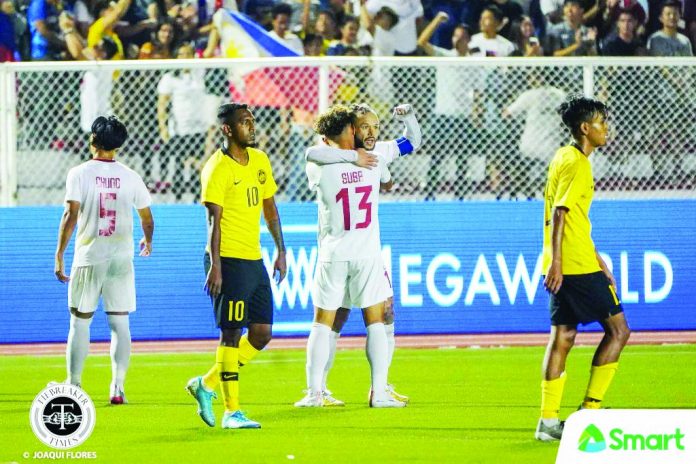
xmin=203 ymin=25 xmax=220 ymax=58
xmin=263 ymin=197 xmax=287 ymax=283
xmin=54 ymin=200 xmax=80 ymax=283
xmin=595 ymin=250 xmax=616 ymax=290
xmin=380 ymin=164 xmax=394 ymax=192
xmin=204 ymin=202 xmax=223 ymax=297
xmin=392 ymin=104 xmax=422 ymax=153
xmin=305 ymin=145 xmax=378 ymax=168
xmin=544 ymin=207 xmax=567 ymax=294
xmin=137 ymin=207 xmax=154 ymax=257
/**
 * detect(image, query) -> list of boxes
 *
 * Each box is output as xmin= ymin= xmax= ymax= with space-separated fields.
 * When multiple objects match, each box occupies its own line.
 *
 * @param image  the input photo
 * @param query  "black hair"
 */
xmin=303 ymin=33 xmax=323 ymax=46
xmin=314 ymin=105 xmax=355 ymax=138
xmin=271 ymin=3 xmax=293 ymax=19
xmin=217 ymin=103 xmax=249 ymax=124
xmin=100 ymin=36 xmax=118 ymax=60
xmin=91 ymin=116 xmax=128 ymax=151
xmin=659 ymin=0 xmax=682 ymax=15
xmin=375 ymin=7 xmax=399 ymax=27
xmin=557 ymin=94 xmax=608 ymax=138
xmin=317 ymin=8 xmax=336 ymax=23
xmin=92 ymin=0 xmax=111 ymax=17
xmin=340 ymin=14 xmax=359 ymax=28
xmin=482 ymin=5 xmax=503 ymax=22
xmin=454 ymin=22 xmax=472 ymax=36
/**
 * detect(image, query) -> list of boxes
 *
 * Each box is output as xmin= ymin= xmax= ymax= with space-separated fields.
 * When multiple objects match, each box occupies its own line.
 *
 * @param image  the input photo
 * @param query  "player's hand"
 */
xmin=273 ymin=251 xmax=287 ymax=284
xmin=355 ymin=148 xmax=378 ymax=169
xmin=205 ymin=264 xmax=222 ymax=297
xmin=139 ymin=237 xmax=152 ymax=257
xmin=392 ymin=104 xmax=413 ymax=121
xmin=586 ymin=27 xmax=598 ymax=42
xmin=544 ymin=262 xmax=563 ymax=294
xmin=54 ymin=255 xmax=70 ymax=283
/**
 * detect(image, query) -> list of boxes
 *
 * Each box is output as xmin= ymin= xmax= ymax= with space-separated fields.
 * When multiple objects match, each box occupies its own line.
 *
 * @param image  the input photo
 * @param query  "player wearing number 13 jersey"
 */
xmin=54 ymin=116 xmax=154 ymax=405
xmin=295 ymin=105 xmax=404 ymax=409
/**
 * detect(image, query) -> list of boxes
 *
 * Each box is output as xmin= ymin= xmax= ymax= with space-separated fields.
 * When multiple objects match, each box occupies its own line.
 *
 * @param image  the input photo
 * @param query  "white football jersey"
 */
xmin=65 ymin=159 xmax=151 ymax=266
xmin=307 ymin=153 xmax=389 ymax=262
xmin=372 ymin=140 xmax=400 ymax=164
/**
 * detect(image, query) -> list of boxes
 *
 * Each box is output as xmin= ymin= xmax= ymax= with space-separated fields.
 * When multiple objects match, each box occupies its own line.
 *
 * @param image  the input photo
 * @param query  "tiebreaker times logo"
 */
xmin=29 ymin=383 xmax=96 ymax=451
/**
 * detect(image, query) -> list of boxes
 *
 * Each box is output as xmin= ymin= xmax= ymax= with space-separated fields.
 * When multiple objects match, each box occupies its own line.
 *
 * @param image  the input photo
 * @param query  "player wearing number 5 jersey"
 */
xmin=54 ymin=116 xmax=154 ymax=405
xmin=295 ymin=105 xmax=404 ymax=408
xmin=186 ymin=103 xmax=287 ymax=430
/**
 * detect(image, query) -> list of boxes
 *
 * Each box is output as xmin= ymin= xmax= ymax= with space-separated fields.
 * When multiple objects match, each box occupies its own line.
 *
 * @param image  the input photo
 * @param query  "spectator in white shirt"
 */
xmin=365 ymin=0 xmax=424 ymax=55
xmin=269 ymin=3 xmax=305 ymax=55
xmin=469 ymin=5 xmax=517 ymax=56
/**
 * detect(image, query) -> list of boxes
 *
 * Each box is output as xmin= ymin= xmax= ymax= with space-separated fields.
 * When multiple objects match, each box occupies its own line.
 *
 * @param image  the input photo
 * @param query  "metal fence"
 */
xmin=1 ymin=57 xmax=694 ymax=206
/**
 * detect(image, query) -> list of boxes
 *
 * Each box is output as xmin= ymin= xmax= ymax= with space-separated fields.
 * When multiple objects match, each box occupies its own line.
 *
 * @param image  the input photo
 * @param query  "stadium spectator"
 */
xmin=600 ymin=8 xmax=646 ymax=55
xmin=0 ymin=8 xmax=16 ymax=61
xmin=27 ymin=0 xmax=65 ymax=60
xmin=423 ymin=0 xmax=466 ymax=48
xmin=484 ymin=0 xmax=524 ymax=39
xmin=546 ymin=0 xmax=598 ymax=56
xmin=600 ymin=0 xmax=648 ymax=36
xmin=647 ymin=0 xmax=693 ymax=55
xmin=79 ymin=37 xmax=119 ymax=132
xmin=54 ymin=115 xmax=154 ymax=405
xmin=511 ymin=15 xmax=545 ymax=55
xmin=365 ymin=0 xmax=423 ymax=56
xmin=269 ymin=3 xmax=305 ymax=54
xmin=327 ymin=14 xmax=370 ymax=55
xmin=156 ymin=43 xmax=218 ymax=201
xmin=88 ymin=0 xmax=133 ymax=60
xmin=2 ymin=0 xmax=29 ymax=61
xmin=686 ymin=0 xmax=696 ymax=50
xmin=187 ymin=102 xmax=287 ymax=429
xmin=71 ymin=0 xmax=94 ymax=37
xmin=502 ymin=69 xmax=565 ymax=197
xmin=138 ymin=17 xmax=178 ymax=58
xmin=540 ymin=0 xmax=597 ymax=26
xmin=359 ymin=3 xmax=398 ymax=56
xmin=469 ymin=5 xmax=516 ymax=56
xmin=418 ymin=12 xmax=485 ymax=200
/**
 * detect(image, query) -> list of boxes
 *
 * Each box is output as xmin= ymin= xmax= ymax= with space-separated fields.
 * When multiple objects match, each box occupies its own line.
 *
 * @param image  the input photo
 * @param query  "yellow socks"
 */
xmin=201 ymin=363 xmax=219 ymax=391
xmin=238 ymin=335 xmax=260 ymax=366
xmin=217 ymin=346 xmax=240 ymax=412
xmin=541 ymin=372 xmax=567 ymax=419
xmin=583 ymin=362 xmax=618 ymax=409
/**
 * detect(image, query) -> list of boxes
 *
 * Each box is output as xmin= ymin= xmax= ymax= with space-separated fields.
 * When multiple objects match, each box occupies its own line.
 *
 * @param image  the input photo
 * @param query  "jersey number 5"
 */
xmin=335 ymin=186 xmax=372 ymax=231
xmin=99 ymin=192 xmax=117 ymax=237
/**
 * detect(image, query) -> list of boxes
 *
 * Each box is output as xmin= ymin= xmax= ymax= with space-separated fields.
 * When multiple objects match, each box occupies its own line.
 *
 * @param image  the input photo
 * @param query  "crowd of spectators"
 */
xmin=1 ymin=0 xmax=694 ymax=62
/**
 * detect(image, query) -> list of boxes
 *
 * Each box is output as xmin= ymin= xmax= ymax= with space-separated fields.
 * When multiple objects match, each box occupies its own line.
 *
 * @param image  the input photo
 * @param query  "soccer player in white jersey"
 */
xmin=304 ymin=103 xmax=421 ymax=405
xmin=54 ymin=116 xmax=154 ymax=404
xmin=295 ymin=105 xmax=404 ymax=408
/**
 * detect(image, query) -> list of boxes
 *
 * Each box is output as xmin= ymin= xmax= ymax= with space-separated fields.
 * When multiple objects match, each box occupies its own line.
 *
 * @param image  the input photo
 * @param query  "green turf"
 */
xmin=2 ymin=344 xmax=695 ymax=463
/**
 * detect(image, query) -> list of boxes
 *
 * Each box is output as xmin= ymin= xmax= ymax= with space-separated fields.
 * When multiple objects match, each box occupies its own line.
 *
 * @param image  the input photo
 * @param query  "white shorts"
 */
xmin=68 ymin=256 xmax=136 ymax=313
xmin=340 ymin=264 xmax=393 ymax=309
xmin=312 ymin=256 xmax=393 ymax=310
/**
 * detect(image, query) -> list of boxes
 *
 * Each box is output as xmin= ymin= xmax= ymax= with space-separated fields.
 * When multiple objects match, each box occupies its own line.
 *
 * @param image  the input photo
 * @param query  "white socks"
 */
xmin=322 ymin=331 xmax=340 ymax=391
xmin=385 ymin=323 xmax=395 ymax=369
xmin=366 ymin=322 xmax=388 ymax=395
xmin=107 ymin=314 xmax=131 ymax=389
xmin=306 ymin=322 xmax=331 ymax=394
xmin=66 ymin=315 xmax=92 ymax=385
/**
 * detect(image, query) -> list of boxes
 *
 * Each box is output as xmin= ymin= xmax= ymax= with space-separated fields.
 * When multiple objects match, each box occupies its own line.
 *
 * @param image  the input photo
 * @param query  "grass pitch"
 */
xmin=1 ymin=344 xmax=695 ymax=463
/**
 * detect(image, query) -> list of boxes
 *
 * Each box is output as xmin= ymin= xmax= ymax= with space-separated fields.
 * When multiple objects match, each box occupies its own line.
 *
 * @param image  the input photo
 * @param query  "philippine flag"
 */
xmin=213 ymin=9 xmax=344 ymax=111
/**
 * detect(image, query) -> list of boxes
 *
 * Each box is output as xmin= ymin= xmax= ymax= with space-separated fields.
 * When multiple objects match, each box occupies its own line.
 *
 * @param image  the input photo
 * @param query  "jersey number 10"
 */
xmin=335 ymin=186 xmax=372 ymax=231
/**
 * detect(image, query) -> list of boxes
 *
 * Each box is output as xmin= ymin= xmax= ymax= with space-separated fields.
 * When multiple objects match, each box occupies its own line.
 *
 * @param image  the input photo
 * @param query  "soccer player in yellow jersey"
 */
xmin=186 ymin=103 xmax=287 ymax=429
xmin=535 ymin=95 xmax=631 ymax=441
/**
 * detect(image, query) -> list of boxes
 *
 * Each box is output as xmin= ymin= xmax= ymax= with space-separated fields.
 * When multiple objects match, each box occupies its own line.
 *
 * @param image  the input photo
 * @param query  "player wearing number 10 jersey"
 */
xmin=54 ymin=116 xmax=154 ymax=404
xmin=295 ymin=105 xmax=404 ymax=408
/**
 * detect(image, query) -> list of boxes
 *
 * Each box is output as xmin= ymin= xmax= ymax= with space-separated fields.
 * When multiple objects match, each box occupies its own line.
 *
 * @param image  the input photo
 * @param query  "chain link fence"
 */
xmin=2 ymin=57 xmax=695 ymax=206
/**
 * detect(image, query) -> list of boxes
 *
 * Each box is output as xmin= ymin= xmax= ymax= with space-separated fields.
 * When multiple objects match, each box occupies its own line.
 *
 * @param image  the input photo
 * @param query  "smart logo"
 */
xmin=578 ymin=424 xmax=606 ymax=453
xmin=578 ymin=424 xmax=686 ymax=453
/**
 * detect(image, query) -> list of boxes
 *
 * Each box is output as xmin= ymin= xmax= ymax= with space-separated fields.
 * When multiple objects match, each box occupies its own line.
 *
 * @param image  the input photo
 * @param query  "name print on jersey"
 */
xmin=342 ymin=171 xmax=364 ymax=185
